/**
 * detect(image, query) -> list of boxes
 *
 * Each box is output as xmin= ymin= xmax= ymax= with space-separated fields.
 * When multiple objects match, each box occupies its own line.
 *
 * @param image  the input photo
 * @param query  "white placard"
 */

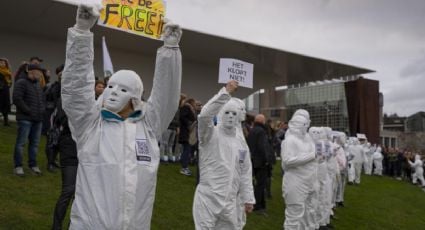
xmin=219 ymin=58 xmax=254 ymax=89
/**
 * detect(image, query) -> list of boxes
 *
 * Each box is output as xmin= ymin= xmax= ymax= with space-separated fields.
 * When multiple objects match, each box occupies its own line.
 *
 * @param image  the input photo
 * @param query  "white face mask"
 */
xmin=102 ymin=70 xmax=143 ymax=113
xmin=222 ymin=109 xmax=238 ymax=129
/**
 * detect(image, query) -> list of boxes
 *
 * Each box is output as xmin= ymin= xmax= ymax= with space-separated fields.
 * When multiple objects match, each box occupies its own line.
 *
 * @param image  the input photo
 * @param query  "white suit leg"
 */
xmin=347 ymin=163 xmax=355 ymax=182
xmin=418 ymin=173 xmax=425 ymax=187
xmin=336 ymin=170 xmax=347 ymax=202
xmin=193 ymin=193 xmax=217 ymax=230
xmin=354 ymin=162 xmax=362 ymax=184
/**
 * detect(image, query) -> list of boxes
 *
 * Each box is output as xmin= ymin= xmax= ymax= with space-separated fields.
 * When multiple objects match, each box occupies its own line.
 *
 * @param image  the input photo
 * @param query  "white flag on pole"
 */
xmin=102 ymin=36 xmax=114 ymax=78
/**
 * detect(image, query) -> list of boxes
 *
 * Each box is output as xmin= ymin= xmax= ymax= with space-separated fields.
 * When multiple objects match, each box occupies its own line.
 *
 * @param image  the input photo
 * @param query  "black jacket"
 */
xmin=53 ymin=98 xmax=78 ymax=166
xmin=13 ymin=77 xmax=45 ymax=121
xmin=44 ymin=81 xmax=61 ymax=110
xmin=247 ymin=123 xmax=274 ymax=169
xmin=178 ymin=104 xmax=196 ymax=143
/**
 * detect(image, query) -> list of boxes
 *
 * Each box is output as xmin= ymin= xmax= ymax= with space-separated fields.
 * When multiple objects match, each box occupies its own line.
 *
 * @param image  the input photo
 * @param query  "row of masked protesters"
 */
xmin=281 ymin=109 xmax=425 ymax=230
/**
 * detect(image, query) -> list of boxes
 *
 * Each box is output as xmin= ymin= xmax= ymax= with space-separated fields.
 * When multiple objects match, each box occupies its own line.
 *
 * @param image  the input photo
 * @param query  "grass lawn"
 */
xmin=1 ymin=122 xmax=425 ymax=229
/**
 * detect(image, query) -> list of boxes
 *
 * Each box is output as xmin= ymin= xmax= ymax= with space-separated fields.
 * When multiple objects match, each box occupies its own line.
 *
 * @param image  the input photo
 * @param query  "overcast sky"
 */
xmin=167 ymin=0 xmax=425 ymax=116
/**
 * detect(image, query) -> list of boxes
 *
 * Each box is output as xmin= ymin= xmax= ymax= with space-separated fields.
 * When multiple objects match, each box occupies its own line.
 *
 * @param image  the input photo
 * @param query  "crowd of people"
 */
xmin=1 ymin=3 xmax=425 ymax=230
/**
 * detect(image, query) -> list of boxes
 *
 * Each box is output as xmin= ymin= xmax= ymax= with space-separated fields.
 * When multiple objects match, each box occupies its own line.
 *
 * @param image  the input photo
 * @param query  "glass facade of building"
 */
xmin=285 ymin=82 xmax=350 ymax=133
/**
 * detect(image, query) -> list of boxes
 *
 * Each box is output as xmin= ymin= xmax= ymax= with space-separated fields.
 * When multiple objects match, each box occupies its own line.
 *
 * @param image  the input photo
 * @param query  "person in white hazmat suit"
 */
xmin=323 ymin=127 xmax=338 ymax=212
xmin=193 ymin=80 xmax=255 ymax=230
xmin=408 ymin=154 xmax=425 ymax=187
xmin=363 ymin=143 xmax=374 ymax=175
xmin=309 ymin=127 xmax=331 ymax=229
xmin=281 ymin=109 xmax=318 ymax=230
xmin=61 ymin=4 xmax=182 ymax=229
xmin=346 ymin=138 xmax=356 ymax=184
xmin=372 ymin=146 xmax=383 ymax=176
xmin=348 ymin=138 xmax=366 ymax=184
xmin=230 ymin=97 xmax=251 ymax=228
xmin=333 ymin=132 xmax=348 ymax=207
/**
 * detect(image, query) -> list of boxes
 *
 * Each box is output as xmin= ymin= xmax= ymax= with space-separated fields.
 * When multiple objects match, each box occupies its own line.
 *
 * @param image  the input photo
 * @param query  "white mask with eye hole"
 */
xmin=230 ymin=98 xmax=246 ymax=122
xmin=102 ymin=70 xmax=144 ymax=113
xmin=219 ymin=100 xmax=240 ymax=129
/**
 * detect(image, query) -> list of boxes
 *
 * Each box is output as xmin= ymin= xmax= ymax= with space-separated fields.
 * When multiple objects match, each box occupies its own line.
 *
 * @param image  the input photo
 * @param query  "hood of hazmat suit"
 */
xmin=193 ymin=87 xmax=255 ymax=229
xmin=61 ymin=16 xmax=182 ymax=229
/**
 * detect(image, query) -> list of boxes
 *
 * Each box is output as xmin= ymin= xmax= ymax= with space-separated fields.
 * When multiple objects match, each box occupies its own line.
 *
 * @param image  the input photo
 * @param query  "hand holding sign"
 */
xmin=219 ymin=58 xmax=254 ymax=89
xmin=162 ymin=19 xmax=183 ymax=48
xmin=75 ymin=3 xmax=103 ymax=32
xmin=225 ymin=80 xmax=239 ymax=95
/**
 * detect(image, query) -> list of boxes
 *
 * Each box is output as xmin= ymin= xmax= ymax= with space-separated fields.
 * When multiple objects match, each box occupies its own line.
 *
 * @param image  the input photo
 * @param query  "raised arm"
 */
xmin=144 ymin=22 xmax=182 ymax=139
xmin=61 ymin=4 xmax=102 ymax=142
xmin=198 ymin=81 xmax=238 ymax=145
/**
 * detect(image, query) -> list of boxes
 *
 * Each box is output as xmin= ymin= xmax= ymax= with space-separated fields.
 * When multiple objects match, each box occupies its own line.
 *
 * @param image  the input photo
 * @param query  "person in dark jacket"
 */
xmin=12 ymin=64 xmax=46 ymax=176
xmin=0 ymin=58 xmax=12 ymax=126
xmin=51 ymin=97 xmax=78 ymax=230
xmin=179 ymin=98 xmax=196 ymax=176
xmin=44 ymin=65 xmax=64 ymax=172
xmin=247 ymin=114 xmax=273 ymax=212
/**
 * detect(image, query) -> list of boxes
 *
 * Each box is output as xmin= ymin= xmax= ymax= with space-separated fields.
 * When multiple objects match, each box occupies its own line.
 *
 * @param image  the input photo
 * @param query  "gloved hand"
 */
xmin=162 ymin=19 xmax=183 ymax=48
xmin=225 ymin=80 xmax=238 ymax=94
xmin=74 ymin=3 xmax=103 ymax=32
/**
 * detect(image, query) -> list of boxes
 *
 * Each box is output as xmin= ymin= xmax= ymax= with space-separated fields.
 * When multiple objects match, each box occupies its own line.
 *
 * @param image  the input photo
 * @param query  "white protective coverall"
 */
xmin=231 ymin=98 xmax=251 ymax=228
xmin=282 ymin=110 xmax=318 ymax=230
xmin=348 ymin=139 xmax=365 ymax=184
xmin=346 ymin=138 xmax=356 ymax=183
xmin=372 ymin=147 xmax=383 ymax=176
xmin=193 ymin=88 xmax=255 ymax=230
xmin=364 ymin=143 xmax=374 ymax=175
xmin=61 ymin=5 xmax=182 ymax=229
xmin=324 ymin=127 xmax=338 ymax=210
xmin=309 ymin=127 xmax=331 ymax=227
xmin=408 ymin=155 xmax=425 ymax=187
xmin=333 ymin=132 xmax=347 ymax=203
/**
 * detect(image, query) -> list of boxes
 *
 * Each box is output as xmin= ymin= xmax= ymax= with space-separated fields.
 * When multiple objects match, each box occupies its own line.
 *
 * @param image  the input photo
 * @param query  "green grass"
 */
xmin=1 ymin=122 xmax=425 ymax=229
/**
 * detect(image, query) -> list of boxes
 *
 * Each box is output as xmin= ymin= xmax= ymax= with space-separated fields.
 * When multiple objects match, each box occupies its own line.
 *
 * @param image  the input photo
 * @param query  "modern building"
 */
xmin=1 ymin=0 xmax=373 ymax=104
xmin=406 ymin=111 xmax=425 ymax=132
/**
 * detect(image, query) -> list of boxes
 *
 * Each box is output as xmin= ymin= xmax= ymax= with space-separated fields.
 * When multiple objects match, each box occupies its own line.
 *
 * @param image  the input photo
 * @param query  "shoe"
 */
xmin=337 ymin=202 xmax=345 ymax=207
xmin=180 ymin=168 xmax=192 ymax=176
xmin=170 ymin=156 xmax=176 ymax=162
xmin=47 ymin=164 xmax=58 ymax=173
xmin=253 ymin=209 xmax=268 ymax=217
xmin=14 ymin=167 xmax=24 ymax=176
xmin=30 ymin=166 xmax=42 ymax=175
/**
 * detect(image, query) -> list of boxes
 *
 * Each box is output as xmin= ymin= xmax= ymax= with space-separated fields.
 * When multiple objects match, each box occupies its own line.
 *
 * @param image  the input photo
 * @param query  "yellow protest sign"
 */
xmin=99 ymin=0 xmax=166 ymax=40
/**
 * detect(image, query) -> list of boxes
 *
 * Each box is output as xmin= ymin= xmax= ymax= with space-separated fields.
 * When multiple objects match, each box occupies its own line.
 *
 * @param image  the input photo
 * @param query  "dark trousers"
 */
xmin=2 ymin=111 xmax=8 ymax=125
xmin=52 ymin=165 xmax=77 ymax=230
xmin=13 ymin=120 xmax=42 ymax=168
xmin=180 ymin=142 xmax=191 ymax=168
xmin=46 ymin=144 xmax=59 ymax=167
xmin=254 ymin=167 xmax=268 ymax=210
xmin=266 ymin=166 xmax=273 ymax=197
